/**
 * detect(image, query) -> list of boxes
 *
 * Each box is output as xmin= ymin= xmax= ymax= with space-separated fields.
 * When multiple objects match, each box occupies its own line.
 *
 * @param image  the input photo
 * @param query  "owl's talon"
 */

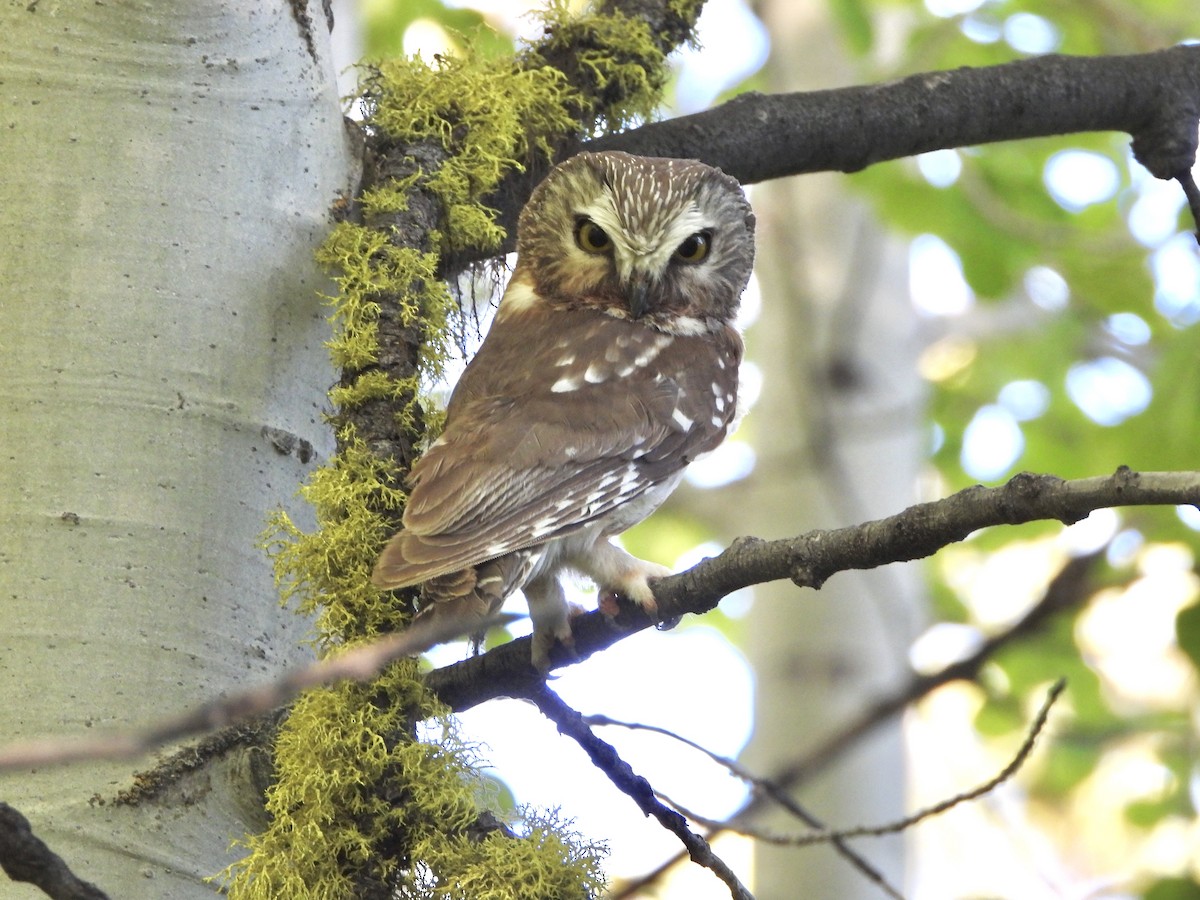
xmin=531 ymin=623 xmax=576 ymax=674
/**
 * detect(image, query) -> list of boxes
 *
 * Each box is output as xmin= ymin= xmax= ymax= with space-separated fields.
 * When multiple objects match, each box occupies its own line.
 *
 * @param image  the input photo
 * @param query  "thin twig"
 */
xmin=609 ymin=553 xmax=1098 ymax=899
xmin=0 ymin=615 xmax=514 ymax=771
xmin=586 ymin=716 xmax=905 ymax=900
xmin=1176 ymin=169 xmax=1200 ymax=247
xmin=671 ymin=679 xmax=1066 ymax=847
xmin=529 ymin=685 xmax=755 ymax=900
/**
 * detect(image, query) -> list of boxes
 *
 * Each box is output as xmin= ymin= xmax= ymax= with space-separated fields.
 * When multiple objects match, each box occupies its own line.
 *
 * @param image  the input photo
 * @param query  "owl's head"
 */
xmin=515 ymin=151 xmax=755 ymax=330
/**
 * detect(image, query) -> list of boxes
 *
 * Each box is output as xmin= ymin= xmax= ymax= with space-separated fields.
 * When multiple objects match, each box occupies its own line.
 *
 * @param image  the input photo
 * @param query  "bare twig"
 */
xmin=0 ymin=615 xmax=513 ymax=772
xmin=609 ymin=553 xmax=1098 ymax=899
xmin=0 ymin=802 xmax=109 ymax=900
xmin=586 ymin=716 xmax=905 ymax=899
xmin=529 ymin=685 xmax=755 ymax=900
xmin=1176 ymin=169 xmax=1200 ymax=245
xmin=674 ymin=680 xmax=1065 ymax=847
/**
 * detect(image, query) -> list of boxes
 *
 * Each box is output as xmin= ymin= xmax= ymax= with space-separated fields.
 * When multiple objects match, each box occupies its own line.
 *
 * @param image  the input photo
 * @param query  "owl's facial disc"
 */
xmin=575 ymin=196 xmax=716 ymax=317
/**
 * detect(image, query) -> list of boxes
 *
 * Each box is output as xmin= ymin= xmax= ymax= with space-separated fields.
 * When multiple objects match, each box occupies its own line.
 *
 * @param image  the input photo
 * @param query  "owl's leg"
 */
xmin=575 ymin=539 xmax=672 ymax=619
xmin=523 ymin=575 xmax=575 ymax=673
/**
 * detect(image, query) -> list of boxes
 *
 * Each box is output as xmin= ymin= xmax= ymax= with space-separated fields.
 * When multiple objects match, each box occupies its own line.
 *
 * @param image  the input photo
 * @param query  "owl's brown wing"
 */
xmin=371 ymin=306 xmax=741 ymax=589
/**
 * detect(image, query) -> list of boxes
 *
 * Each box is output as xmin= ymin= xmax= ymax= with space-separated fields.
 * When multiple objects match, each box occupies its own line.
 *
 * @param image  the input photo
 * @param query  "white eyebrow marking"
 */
xmin=551 ymin=374 xmax=583 ymax=393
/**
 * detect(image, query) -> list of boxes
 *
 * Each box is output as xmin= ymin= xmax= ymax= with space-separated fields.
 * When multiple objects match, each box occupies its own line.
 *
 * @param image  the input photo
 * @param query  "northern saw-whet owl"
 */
xmin=372 ymin=151 xmax=755 ymax=671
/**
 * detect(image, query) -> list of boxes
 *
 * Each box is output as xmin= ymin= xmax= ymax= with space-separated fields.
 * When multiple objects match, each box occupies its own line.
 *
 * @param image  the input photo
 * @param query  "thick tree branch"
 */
xmin=0 ymin=803 xmax=109 ymax=900
xmin=425 ymin=467 xmax=1198 ymax=710
xmin=466 ymin=45 xmax=1200 ymax=264
xmin=591 ymin=45 xmax=1200 ymax=182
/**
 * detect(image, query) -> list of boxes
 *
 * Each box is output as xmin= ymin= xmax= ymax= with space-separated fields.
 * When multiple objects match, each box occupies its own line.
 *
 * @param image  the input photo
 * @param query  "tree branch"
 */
xmin=528 ymin=685 xmax=755 ymax=900
xmin=687 ymin=679 xmax=1064 ymax=848
xmin=585 ymin=716 xmax=905 ymax=900
xmin=463 ymin=45 xmax=1200 ymax=265
xmin=0 ymin=803 xmax=109 ymax=900
xmin=425 ymin=467 xmax=1199 ymax=710
xmin=591 ymin=45 xmax=1200 ymax=182
xmin=0 ymin=616 xmax=511 ymax=772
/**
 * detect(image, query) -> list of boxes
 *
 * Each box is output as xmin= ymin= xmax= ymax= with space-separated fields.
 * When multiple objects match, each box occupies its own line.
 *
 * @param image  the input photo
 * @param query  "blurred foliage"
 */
xmin=842 ymin=0 xmax=1200 ymax=896
xmin=360 ymin=0 xmax=513 ymax=59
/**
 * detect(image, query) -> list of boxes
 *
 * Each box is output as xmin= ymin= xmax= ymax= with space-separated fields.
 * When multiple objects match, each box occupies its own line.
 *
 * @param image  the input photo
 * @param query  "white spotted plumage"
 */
xmin=372 ymin=151 xmax=755 ymax=671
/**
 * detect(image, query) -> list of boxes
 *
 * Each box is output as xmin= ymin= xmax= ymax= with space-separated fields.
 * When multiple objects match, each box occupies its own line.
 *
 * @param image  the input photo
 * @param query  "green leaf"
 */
xmin=1146 ymin=877 xmax=1200 ymax=900
xmin=1125 ymin=793 xmax=1187 ymax=828
xmin=1175 ymin=601 xmax=1200 ymax=673
xmin=830 ymin=0 xmax=874 ymax=55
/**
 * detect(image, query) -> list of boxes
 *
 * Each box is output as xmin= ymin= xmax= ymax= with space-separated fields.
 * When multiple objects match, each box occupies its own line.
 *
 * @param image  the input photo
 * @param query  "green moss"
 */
xmin=316 ymin=221 xmax=453 ymax=382
xmin=361 ymin=53 xmax=575 ymax=254
xmin=261 ymin=427 xmax=406 ymax=644
xmin=534 ymin=0 xmax=670 ymax=131
xmin=408 ymin=809 xmax=607 ymax=900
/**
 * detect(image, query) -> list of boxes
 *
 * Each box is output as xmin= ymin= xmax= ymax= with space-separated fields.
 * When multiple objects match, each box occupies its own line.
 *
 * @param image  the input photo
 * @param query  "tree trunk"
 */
xmin=0 ymin=2 xmax=352 ymax=894
xmin=736 ymin=4 xmax=926 ymax=896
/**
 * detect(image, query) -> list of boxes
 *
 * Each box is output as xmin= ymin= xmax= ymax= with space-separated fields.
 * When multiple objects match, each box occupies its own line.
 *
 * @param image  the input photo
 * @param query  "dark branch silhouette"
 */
xmin=0 ymin=803 xmax=109 ymax=900
xmin=528 ymin=684 xmax=755 ymax=900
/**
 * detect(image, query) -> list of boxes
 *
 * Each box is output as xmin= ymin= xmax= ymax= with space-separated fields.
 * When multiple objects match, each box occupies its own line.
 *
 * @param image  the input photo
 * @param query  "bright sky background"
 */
xmin=329 ymin=0 xmax=1200 ymax=895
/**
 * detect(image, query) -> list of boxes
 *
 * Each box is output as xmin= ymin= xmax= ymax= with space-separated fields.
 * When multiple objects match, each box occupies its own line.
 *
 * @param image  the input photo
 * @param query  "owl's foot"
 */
xmin=579 ymin=540 xmax=671 ymax=620
xmin=599 ymin=584 xmax=681 ymax=631
xmin=526 ymin=577 xmax=584 ymax=674
xmin=531 ymin=620 xmax=572 ymax=674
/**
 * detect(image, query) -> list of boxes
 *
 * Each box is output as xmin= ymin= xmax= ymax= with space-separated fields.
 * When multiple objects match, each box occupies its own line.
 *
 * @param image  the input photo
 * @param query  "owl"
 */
xmin=372 ymin=150 xmax=755 ymax=671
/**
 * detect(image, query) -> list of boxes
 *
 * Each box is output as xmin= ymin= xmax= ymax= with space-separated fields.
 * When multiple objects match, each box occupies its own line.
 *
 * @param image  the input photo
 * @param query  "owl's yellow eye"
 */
xmin=674 ymin=230 xmax=711 ymax=263
xmin=575 ymin=219 xmax=612 ymax=254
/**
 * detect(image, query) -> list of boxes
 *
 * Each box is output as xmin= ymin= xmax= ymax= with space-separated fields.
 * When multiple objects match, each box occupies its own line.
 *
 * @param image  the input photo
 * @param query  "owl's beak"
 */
xmin=627 ymin=274 xmax=652 ymax=319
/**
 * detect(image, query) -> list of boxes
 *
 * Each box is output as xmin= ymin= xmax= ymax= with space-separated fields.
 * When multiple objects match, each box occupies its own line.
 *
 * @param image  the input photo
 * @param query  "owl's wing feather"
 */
xmin=371 ymin=305 xmax=742 ymax=589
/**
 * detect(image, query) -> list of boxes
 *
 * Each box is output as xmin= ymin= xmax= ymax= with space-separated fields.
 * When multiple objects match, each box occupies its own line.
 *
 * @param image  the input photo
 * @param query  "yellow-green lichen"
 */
xmin=223 ymin=665 xmax=476 ymax=897
xmin=361 ymin=52 xmax=577 ymax=254
xmin=535 ymin=0 xmax=669 ymax=132
xmin=261 ymin=427 xmax=407 ymax=643
xmin=406 ymin=809 xmax=607 ymax=900
xmin=316 ymin=220 xmax=454 ymax=385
